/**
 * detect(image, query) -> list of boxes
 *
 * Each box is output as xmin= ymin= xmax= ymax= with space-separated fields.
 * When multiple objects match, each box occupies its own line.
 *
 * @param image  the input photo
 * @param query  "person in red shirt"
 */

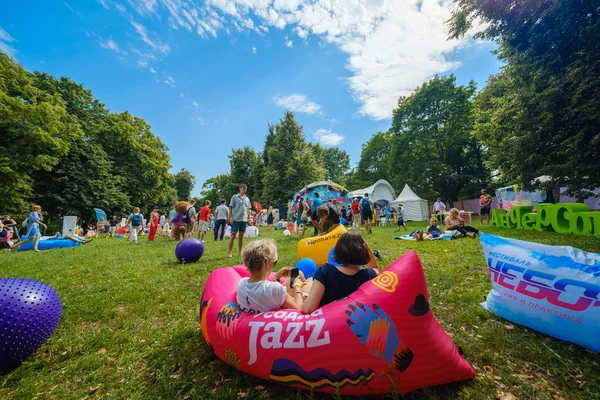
xmin=197 ymin=200 xmax=212 ymax=242
xmin=351 ymin=198 xmax=361 ymax=230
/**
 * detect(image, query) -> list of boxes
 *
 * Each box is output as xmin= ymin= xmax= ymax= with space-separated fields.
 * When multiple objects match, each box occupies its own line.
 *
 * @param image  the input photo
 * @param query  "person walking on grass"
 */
xmin=360 ymin=193 xmax=375 ymax=234
xmin=214 ymin=199 xmax=229 ymax=241
xmin=148 ymin=207 xmax=159 ymax=241
xmin=198 ymin=200 xmax=212 ymax=242
xmin=109 ymin=215 xmax=118 ymax=237
xmin=396 ymin=204 xmax=407 ymax=231
xmin=351 ymin=198 xmax=361 ymax=230
xmin=479 ymin=189 xmax=492 ymax=224
xmin=126 ymin=207 xmax=144 ymax=244
xmin=185 ymin=200 xmax=197 ymax=238
xmin=12 ymin=205 xmax=46 ymax=252
xmin=228 ymin=184 xmax=251 ymax=258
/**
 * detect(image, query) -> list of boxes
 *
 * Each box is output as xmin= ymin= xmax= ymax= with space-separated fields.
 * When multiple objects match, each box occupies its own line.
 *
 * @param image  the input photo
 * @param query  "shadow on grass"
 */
xmin=141 ymin=328 xmax=474 ymax=400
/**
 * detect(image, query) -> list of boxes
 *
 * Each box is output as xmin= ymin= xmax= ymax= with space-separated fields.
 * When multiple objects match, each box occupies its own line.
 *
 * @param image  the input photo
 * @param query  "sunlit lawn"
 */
xmin=1 ymin=222 xmax=599 ymax=399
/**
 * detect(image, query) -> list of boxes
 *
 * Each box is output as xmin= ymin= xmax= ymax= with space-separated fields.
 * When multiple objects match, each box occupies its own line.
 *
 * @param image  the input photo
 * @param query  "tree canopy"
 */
xmin=0 ymin=52 xmax=177 ymax=223
xmin=449 ymin=0 xmax=600 ymax=197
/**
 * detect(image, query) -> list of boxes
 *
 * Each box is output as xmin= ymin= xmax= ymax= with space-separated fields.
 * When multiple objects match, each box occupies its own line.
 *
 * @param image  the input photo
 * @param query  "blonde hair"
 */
xmin=133 ymin=207 xmax=140 ymax=213
xmin=32 ymin=205 xmax=41 ymax=211
xmin=242 ymin=239 xmax=278 ymax=272
xmin=429 ymin=217 xmax=438 ymax=223
xmin=450 ymin=208 xmax=459 ymax=218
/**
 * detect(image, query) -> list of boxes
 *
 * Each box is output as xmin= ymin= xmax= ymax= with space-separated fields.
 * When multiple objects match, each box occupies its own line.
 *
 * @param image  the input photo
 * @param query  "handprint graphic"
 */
xmin=346 ymin=301 xmax=413 ymax=372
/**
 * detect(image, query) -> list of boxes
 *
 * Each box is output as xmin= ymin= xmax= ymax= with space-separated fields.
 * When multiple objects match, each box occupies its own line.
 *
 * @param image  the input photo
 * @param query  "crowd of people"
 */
xmin=2 ymin=186 xmax=494 ymax=254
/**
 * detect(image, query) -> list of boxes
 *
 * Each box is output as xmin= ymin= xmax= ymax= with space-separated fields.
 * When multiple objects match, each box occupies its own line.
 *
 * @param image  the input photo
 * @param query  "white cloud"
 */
xmin=252 ymin=46 xmax=257 ymax=54
xmin=131 ymin=20 xmax=170 ymax=54
xmin=314 ymin=129 xmax=344 ymax=146
xmin=180 ymin=92 xmax=185 ymax=98
xmin=98 ymin=0 xmax=110 ymax=9
xmin=137 ymin=60 xmax=149 ymax=68
xmin=100 ymin=38 xmax=127 ymax=54
xmin=294 ymin=26 xmax=308 ymax=39
xmin=164 ymin=75 xmax=176 ymax=87
xmin=273 ymin=94 xmax=321 ymax=115
xmin=149 ymin=67 xmax=156 ymax=73
xmin=0 ymin=27 xmax=16 ymax=57
xmin=192 ymin=101 xmax=199 ymax=107
xmin=285 ymin=40 xmax=293 ymax=48
xmin=130 ymin=0 xmax=158 ymax=16
xmin=113 ymin=0 xmax=472 ymax=119
xmin=115 ymin=3 xmax=127 ymax=15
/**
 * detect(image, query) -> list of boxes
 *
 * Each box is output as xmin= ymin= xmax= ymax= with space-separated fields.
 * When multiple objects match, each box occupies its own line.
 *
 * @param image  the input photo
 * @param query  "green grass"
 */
xmin=1 ymin=223 xmax=599 ymax=399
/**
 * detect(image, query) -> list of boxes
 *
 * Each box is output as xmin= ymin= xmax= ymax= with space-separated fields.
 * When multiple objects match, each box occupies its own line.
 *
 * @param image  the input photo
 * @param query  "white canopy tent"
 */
xmin=391 ymin=184 xmax=430 ymax=221
xmin=350 ymin=179 xmax=396 ymax=204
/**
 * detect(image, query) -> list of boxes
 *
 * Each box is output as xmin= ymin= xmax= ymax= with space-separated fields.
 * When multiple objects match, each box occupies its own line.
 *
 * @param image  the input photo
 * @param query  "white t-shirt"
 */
xmin=237 ymin=278 xmax=286 ymax=315
xmin=216 ymin=204 xmax=229 ymax=220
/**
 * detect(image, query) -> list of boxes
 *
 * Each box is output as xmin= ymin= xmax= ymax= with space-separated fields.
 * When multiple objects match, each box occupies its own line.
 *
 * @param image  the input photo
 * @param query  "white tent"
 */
xmin=350 ymin=179 xmax=396 ymax=204
xmin=391 ymin=184 xmax=430 ymax=221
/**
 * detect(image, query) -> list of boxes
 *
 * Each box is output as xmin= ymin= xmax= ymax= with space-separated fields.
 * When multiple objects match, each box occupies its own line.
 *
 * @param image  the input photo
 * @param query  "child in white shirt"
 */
xmin=237 ymin=239 xmax=311 ymax=314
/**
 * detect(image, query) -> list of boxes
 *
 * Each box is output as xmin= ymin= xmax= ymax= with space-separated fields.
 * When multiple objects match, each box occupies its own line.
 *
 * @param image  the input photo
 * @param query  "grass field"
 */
xmin=1 ymin=223 xmax=599 ymax=399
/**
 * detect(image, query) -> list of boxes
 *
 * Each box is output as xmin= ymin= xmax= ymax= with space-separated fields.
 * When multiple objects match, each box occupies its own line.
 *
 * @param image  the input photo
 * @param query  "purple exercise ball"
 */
xmin=0 ymin=278 xmax=62 ymax=371
xmin=175 ymin=238 xmax=205 ymax=263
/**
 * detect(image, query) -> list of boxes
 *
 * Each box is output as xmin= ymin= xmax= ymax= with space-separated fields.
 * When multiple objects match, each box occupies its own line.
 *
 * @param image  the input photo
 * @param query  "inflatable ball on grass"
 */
xmin=0 ymin=278 xmax=62 ymax=371
xmin=175 ymin=238 xmax=205 ymax=263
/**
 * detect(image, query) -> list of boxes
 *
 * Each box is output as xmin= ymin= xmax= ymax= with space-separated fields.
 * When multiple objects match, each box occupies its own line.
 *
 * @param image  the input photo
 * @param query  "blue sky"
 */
xmin=1 ymin=0 xmax=502 ymax=195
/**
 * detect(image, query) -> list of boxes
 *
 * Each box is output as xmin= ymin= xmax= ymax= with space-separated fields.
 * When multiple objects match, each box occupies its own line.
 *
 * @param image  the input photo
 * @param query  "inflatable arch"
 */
xmin=297 ymin=225 xmax=347 ymax=266
xmin=199 ymin=251 xmax=475 ymax=395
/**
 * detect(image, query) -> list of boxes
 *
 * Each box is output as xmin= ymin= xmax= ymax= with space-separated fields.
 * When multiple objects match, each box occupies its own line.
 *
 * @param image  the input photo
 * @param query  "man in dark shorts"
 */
xmin=228 ymin=184 xmax=251 ymax=258
xmin=479 ymin=189 xmax=492 ymax=224
xmin=313 ymin=205 xmax=340 ymax=235
xmin=360 ymin=193 xmax=374 ymax=233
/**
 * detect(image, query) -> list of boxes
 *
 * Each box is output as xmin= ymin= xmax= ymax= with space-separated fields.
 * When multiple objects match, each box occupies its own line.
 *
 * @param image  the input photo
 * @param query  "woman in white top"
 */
xmin=237 ymin=239 xmax=312 ymax=314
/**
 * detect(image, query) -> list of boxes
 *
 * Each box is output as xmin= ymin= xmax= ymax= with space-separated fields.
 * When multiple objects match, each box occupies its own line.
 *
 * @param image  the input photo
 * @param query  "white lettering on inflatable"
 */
xmin=274 ymin=311 xmax=287 ymax=319
xmin=247 ymin=318 xmax=332 ymax=365
xmin=310 ymin=309 xmax=323 ymax=317
xmin=306 ymin=319 xmax=330 ymax=347
xmin=262 ymin=311 xmax=274 ymax=319
xmin=260 ymin=322 xmax=283 ymax=350
xmin=284 ymin=322 xmax=305 ymax=348
xmin=283 ymin=312 xmax=298 ymax=321
xmin=248 ymin=321 xmax=265 ymax=365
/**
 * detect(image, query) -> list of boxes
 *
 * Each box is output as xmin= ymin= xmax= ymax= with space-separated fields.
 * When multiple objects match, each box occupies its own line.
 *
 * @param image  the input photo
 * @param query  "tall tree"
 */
xmin=0 ymin=53 xmax=81 ymax=214
xmin=316 ymin=145 xmax=351 ymax=184
xmin=200 ymin=174 xmax=231 ymax=207
xmin=388 ymin=75 xmax=488 ymax=201
xmin=262 ymin=112 xmax=325 ymax=205
xmin=352 ymin=131 xmax=392 ymax=190
xmin=30 ymin=73 xmax=129 ymax=219
xmin=173 ymin=168 xmax=196 ymax=200
xmin=449 ymin=0 xmax=600 ymax=197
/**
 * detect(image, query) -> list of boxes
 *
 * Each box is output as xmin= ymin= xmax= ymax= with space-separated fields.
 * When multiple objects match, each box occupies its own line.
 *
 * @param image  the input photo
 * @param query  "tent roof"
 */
xmin=392 ymin=184 xmax=425 ymax=202
xmin=350 ymin=179 xmax=396 ymax=199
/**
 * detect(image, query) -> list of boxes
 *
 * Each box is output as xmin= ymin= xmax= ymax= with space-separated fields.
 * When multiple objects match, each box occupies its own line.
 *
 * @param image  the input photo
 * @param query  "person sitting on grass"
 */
xmin=237 ymin=239 xmax=312 ymax=314
xmin=445 ymin=208 xmax=479 ymax=238
xmin=0 ymin=220 xmax=13 ymax=250
xmin=299 ymin=232 xmax=379 ymax=314
xmin=415 ymin=218 xmax=442 ymax=241
xmin=49 ymin=232 xmax=92 ymax=244
xmin=312 ymin=204 xmax=341 ymax=236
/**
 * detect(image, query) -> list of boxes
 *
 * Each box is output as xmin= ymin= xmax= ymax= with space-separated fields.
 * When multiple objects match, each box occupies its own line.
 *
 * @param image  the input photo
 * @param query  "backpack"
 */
xmin=131 ymin=213 xmax=143 ymax=227
xmin=182 ymin=207 xmax=193 ymax=224
xmin=361 ymin=198 xmax=371 ymax=212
